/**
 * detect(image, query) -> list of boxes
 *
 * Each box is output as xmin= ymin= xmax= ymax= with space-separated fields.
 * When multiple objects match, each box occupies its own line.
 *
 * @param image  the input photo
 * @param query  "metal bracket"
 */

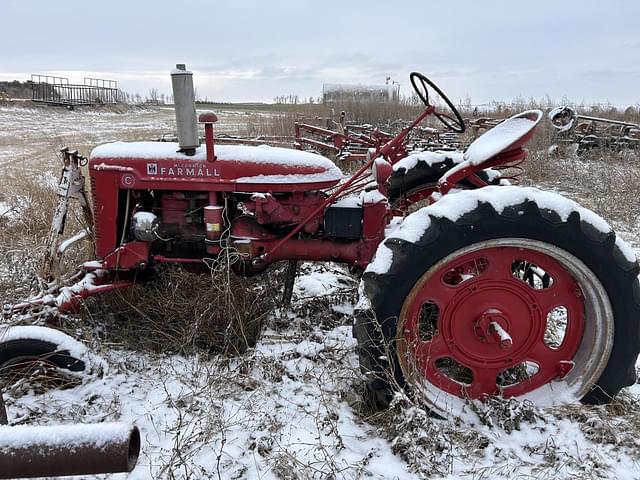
xmin=41 ymin=147 xmax=94 ymax=282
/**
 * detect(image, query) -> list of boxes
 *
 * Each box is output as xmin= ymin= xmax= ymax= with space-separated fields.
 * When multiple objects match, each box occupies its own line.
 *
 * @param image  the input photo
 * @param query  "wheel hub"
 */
xmin=474 ymin=309 xmax=513 ymax=349
xmin=441 ymin=281 xmax=544 ymax=368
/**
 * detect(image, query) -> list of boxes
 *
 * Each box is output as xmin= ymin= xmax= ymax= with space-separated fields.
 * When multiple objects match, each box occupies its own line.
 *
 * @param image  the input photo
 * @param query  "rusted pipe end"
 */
xmin=198 ymin=111 xmax=218 ymax=123
xmin=0 ymin=391 xmax=7 ymax=425
xmin=127 ymin=426 xmax=141 ymax=471
xmin=200 ymin=112 xmax=217 ymax=162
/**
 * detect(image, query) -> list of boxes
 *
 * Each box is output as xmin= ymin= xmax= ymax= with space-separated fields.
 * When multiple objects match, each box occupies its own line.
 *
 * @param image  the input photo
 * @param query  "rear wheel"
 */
xmin=356 ymin=189 xmax=640 ymax=414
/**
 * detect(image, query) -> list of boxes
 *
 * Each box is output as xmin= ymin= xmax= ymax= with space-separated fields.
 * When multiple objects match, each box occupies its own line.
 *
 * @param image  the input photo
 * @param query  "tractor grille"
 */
xmin=90 ymin=176 xmax=100 ymax=240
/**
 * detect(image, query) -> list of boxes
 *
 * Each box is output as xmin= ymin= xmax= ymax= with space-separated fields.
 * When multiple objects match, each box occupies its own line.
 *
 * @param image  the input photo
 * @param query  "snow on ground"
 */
xmin=0 ymin=201 xmax=17 ymax=222
xmin=3 ymin=266 xmax=418 ymax=479
xmin=3 ymin=263 xmax=639 ymax=479
xmin=1 ymin=105 xmax=639 ymax=479
xmin=0 ymin=104 xmax=246 ymax=175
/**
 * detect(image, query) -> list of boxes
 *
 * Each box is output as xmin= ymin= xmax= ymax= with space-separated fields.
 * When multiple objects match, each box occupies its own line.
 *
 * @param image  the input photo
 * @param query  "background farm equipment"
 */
xmin=294 ymin=115 xmax=463 ymax=162
xmin=293 ymin=118 xmax=393 ymax=161
xmin=2 ymin=66 xmax=639 ymax=422
xmin=549 ymin=106 xmax=640 ymax=154
xmin=466 ymin=117 xmax=505 ymax=138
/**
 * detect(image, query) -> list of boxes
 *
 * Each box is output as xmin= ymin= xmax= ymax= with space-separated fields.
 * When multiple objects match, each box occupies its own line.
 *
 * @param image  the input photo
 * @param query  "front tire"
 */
xmin=356 ymin=187 xmax=640 ymax=414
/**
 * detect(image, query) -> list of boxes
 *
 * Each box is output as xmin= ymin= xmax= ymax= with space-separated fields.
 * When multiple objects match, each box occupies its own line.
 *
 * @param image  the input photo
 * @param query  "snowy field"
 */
xmin=1 ymin=104 xmax=640 ymax=479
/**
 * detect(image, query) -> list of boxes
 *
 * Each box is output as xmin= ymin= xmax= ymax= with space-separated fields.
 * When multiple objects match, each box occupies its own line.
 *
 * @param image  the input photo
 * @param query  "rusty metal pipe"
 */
xmin=0 ymin=423 xmax=140 ymax=478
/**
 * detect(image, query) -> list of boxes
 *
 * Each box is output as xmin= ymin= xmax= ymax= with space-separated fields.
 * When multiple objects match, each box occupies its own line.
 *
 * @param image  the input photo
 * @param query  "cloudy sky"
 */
xmin=2 ymin=0 xmax=639 ymax=105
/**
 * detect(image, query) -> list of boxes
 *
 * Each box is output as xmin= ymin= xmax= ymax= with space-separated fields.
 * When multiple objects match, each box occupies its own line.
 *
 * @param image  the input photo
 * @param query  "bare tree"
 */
xmin=149 ymin=88 xmax=159 ymax=104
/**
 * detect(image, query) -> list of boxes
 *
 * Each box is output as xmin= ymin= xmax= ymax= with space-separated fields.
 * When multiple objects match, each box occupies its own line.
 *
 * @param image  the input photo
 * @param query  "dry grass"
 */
xmin=82 ymin=262 xmax=281 ymax=356
xmin=0 ymin=167 xmax=95 ymax=305
xmin=524 ymin=148 xmax=640 ymax=231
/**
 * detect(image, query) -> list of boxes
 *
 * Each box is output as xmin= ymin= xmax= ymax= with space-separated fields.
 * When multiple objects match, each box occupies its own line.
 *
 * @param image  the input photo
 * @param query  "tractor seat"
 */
xmin=464 ymin=110 xmax=543 ymax=165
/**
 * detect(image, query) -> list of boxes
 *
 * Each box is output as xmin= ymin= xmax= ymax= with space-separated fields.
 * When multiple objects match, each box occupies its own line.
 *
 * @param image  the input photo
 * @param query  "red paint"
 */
xmin=402 ymin=246 xmax=585 ymax=399
xmin=83 ymin=92 xmax=542 ymax=309
xmin=199 ymin=112 xmax=218 ymax=162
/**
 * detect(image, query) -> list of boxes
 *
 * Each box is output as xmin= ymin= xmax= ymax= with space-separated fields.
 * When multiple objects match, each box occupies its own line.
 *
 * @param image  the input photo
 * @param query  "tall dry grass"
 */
xmin=0 ymin=170 xmax=94 ymax=303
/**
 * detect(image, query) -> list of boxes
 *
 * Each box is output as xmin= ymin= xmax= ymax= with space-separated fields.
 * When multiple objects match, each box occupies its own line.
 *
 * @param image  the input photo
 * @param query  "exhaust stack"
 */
xmin=171 ymin=63 xmax=199 ymax=155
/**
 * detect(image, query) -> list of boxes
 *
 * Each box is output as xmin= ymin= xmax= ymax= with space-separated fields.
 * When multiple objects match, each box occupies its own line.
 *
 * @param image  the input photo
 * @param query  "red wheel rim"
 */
xmin=398 ymin=244 xmax=585 ymax=400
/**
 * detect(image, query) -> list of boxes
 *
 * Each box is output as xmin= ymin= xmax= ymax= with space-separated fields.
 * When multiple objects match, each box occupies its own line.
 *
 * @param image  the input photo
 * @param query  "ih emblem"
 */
xmin=147 ymin=163 xmax=158 ymax=175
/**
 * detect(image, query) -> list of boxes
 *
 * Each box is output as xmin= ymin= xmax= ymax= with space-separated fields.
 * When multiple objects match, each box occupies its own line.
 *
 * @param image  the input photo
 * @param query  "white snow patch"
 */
xmin=35 ymin=172 xmax=59 ymax=190
xmin=615 ymin=236 xmax=638 ymax=263
xmin=0 ymin=423 xmax=133 ymax=451
xmin=82 ymin=260 xmax=103 ymax=270
xmin=0 ymin=325 xmax=106 ymax=373
xmin=332 ymin=302 xmax=354 ymax=315
xmin=333 ymin=195 xmax=361 ymax=208
xmin=0 ymin=201 xmax=18 ymax=222
xmin=0 ymin=326 xmax=89 ymax=360
xmin=91 ymin=141 xmax=338 ymax=170
xmin=295 ymin=341 xmax=324 ymax=358
xmin=393 ymin=150 xmax=464 ymax=173
xmin=355 ymin=281 xmax=372 ymax=311
xmin=57 ymin=229 xmax=90 ymax=255
xmin=484 ymin=168 xmax=502 ymax=183
xmin=366 ymin=243 xmax=395 ymax=275
xmin=360 ymin=189 xmax=387 ymax=204
xmin=294 ymin=270 xmax=347 ymax=297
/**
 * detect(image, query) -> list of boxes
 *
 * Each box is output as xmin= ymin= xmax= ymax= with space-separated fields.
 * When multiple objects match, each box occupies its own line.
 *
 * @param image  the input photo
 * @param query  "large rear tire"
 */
xmin=356 ymin=187 xmax=640 ymax=415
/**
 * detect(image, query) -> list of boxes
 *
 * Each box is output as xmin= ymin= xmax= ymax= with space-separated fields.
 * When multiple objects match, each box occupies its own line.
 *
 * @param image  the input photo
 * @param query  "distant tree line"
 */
xmin=0 ymin=80 xmax=33 ymax=99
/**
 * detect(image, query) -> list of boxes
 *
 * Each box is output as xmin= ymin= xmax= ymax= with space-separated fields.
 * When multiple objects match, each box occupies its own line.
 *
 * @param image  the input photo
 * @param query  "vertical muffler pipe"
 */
xmin=0 ymin=423 xmax=140 ymax=478
xmin=171 ymin=63 xmax=199 ymax=155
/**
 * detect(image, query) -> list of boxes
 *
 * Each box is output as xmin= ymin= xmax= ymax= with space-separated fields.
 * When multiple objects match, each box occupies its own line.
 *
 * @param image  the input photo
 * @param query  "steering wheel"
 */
xmin=410 ymin=72 xmax=465 ymax=133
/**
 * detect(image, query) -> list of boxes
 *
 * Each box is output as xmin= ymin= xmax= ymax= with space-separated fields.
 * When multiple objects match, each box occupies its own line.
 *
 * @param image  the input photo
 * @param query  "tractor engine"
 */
xmin=84 ymin=64 xmax=389 ymax=275
xmin=87 ymin=160 xmax=389 ymax=272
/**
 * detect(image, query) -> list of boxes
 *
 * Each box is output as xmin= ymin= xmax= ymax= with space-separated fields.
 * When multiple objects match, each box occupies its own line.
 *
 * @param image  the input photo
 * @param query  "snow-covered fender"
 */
xmin=387 ymin=150 xmax=503 ymax=211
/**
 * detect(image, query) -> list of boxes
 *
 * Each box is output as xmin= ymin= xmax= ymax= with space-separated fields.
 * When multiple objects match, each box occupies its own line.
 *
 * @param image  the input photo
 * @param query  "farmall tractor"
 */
xmin=3 ymin=66 xmax=639 ymax=418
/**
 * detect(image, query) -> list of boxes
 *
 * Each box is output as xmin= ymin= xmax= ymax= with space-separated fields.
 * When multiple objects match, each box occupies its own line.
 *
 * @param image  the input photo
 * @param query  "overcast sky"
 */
xmin=2 ymin=0 xmax=639 ymax=105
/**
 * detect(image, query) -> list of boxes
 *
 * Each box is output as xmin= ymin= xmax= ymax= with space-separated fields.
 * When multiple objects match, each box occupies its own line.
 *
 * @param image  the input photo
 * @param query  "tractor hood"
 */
xmin=89 ymin=141 xmax=343 ymax=193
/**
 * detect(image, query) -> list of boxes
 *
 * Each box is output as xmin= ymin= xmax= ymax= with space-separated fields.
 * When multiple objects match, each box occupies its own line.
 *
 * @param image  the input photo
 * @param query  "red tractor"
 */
xmin=4 ymin=67 xmax=639 ymax=417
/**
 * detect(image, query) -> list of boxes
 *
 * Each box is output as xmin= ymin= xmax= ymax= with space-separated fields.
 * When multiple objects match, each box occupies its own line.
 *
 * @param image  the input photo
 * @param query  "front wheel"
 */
xmin=355 ymin=186 xmax=640 ymax=415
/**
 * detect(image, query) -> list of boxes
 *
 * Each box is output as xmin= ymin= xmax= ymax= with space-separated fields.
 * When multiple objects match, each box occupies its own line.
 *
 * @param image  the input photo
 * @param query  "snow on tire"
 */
xmin=0 ymin=326 xmax=104 ymax=392
xmin=355 ymin=186 xmax=640 ymax=416
xmin=388 ymin=151 xmax=501 ymax=211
